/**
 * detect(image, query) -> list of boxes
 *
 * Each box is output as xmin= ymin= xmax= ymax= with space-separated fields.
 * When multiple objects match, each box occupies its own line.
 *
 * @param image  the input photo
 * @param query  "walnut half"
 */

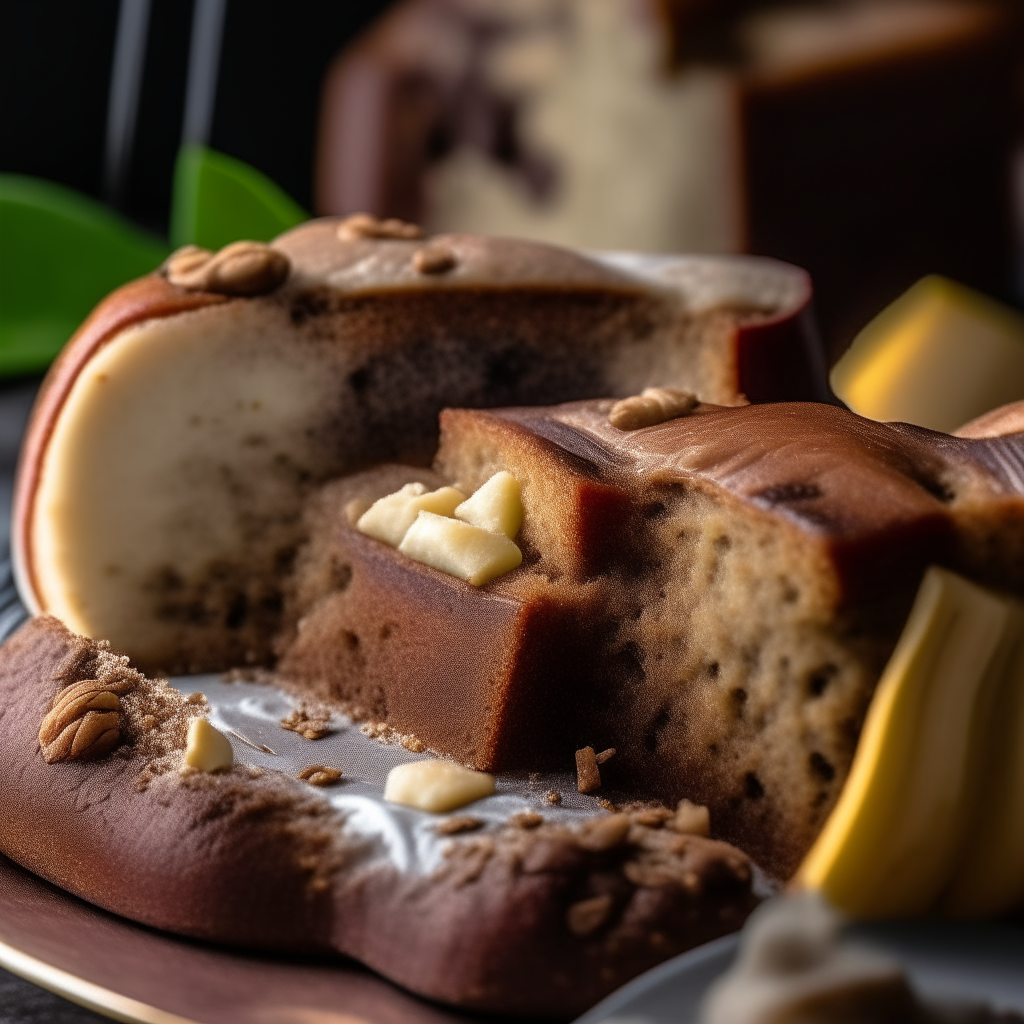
xmin=609 ymin=387 xmax=698 ymax=430
xmin=164 ymin=241 xmax=290 ymax=296
xmin=39 ymin=678 xmax=135 ymax=763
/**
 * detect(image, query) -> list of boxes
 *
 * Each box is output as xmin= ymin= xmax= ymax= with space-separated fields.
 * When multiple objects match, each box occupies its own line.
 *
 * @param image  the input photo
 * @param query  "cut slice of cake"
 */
xmin=278 ymin=397 xmax=1024 ymax=878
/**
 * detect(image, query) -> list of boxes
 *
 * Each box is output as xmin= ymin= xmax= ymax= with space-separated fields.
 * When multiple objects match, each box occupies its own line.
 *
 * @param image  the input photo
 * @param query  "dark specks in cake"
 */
xmin=485 ymin=346 xmax=529 ymax=392
xmin=807 ymin=664 xmax=837 ymax=697
xmin=809 ymin=751 xmax=836 ymax=782
xmin=349 ymin=365 xmax=371 ymax=395
xmin=643 ymin=500 xmax=666 ymax=520
xmin=612 ymin=642 xmax=645 ymax=691
xmin=226 ymin=592 xmax=248 ymax=629
xmin=707 ymin=661 xmax=720 ymax=680
xmin=744 ymin=772 xmax=764 ymax=800
xmin=290 ymin=288 xmax=334 ymax=326
xmin=730 ymin=688 xmax=747 ymax=718
xmin=151 ymin=565 xmax=184 ymax=592
xmin=275 ymin=546 xmax=297 ymax=575
xmin=643 ymin=706 xmax=670 ymax=753
xmin=330 ymin=558 xmax=353 ymax=592
xmin=754 ymin=482 xmax=823 ymax=505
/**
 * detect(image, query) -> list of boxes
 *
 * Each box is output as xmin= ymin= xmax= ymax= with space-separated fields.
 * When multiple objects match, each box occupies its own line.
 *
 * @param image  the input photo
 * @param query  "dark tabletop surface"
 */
xmin=1 ymin=377 xmax=110 ymax=1024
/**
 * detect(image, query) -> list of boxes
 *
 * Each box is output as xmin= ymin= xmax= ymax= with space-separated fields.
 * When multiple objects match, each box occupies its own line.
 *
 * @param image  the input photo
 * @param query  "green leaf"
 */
xmin=0 ymin=175 xmax=170 ymax=376
xmin=170 ymin=143 xmax=308 ymax=251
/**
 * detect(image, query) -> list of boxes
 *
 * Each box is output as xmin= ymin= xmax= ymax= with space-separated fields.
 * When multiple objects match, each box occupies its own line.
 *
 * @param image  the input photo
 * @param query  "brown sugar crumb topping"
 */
xmin=281 ymin=708 xmax=332 ymax=740
xmin=399 ymin=735 xmax=426 ymax=753
xmin=164 ymin=241 xmax=290 ymax=296
xmin=297 ymin=765 xmax=343 ymax=786
xmin=412 ymin=245 xmax=458 ymax=275
xmin=609 ymin=387 xmax=698 ymax=430
xmin=435 ymin=816 xmax=484 ymax=835
xmin=595 ymin=747 xmax=616 ymax=765
xmin=576 ymin=746 xmax=601 ymax=793
xmin=39 ymin=677 xmax=136 ymax=763
xmin=337 ymin=213 xmax=424 ymax=241
xmin=510 ymin=810 xmax=544 ymax=829
xmin=566 ymin=893 xmax=614 ymax=937
xmin=597 ymin=797 xmax=617 ymax=813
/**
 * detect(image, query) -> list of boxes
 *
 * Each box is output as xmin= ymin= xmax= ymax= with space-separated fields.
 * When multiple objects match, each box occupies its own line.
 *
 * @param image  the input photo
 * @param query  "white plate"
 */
xmin=576 ymin=920 xmax=1024 ymax=1023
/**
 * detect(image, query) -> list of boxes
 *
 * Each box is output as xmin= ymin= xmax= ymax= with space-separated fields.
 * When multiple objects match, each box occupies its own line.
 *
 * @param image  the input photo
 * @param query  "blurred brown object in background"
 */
xmin=315 ymin=0 xmax=1020 ymax=361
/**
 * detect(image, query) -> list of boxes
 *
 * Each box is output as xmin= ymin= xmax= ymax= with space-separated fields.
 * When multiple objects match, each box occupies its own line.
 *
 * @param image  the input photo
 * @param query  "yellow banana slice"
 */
xmin=831 ymin=276 xmax=1024 ymax=433
xmin=796 ymin=566 xmax=1018 ymax=917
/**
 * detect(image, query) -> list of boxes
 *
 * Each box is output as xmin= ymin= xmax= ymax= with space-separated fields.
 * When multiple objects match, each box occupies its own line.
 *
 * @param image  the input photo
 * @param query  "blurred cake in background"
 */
xmin=316 ymin=0 xmax=1021 ymax=356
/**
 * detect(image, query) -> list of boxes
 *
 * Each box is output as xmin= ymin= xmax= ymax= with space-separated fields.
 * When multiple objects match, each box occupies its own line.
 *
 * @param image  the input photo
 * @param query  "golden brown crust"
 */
xmin=12 ymin=276 xmax=229 ymax=612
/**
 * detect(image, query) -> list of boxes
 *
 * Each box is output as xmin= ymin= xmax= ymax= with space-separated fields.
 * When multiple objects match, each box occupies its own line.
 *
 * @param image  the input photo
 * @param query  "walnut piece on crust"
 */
xmin=337 ymin=212 xmax=424 ymax=241
xmin=164 ymin=241 xmax=290 ymax=296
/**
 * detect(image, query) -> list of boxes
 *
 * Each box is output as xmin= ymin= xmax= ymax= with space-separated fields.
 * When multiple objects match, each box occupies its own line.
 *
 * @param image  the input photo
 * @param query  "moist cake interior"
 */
xmin=275 ymin=398 xmax=1024 ymax=878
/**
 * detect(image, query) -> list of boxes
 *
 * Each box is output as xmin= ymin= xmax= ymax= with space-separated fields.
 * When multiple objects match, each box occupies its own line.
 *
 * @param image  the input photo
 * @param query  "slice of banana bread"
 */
xmin=278 ymin=398 xmax=1024 ymax=877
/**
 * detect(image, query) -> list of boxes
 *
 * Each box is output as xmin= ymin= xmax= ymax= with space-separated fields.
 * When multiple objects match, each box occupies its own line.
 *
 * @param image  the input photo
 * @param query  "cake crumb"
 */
xmin=186 ymin=692 xmax=206 ymax=705
xmin=510 ymin=810 xmax=544 ymax=829
xmin=281 ymin=708 xmax=332 ymax=740
xmin=595 ymin=747 xmax=616 ymax=765
xmin=142 ymin=715 xmax=157 ymax=730
xmin=597 ymin=797 xmax=617 ymax=812
xmin=628 ymin=806 xmax=673 ymax=827
xmin=576 ymin=746 xmax=601 ymax=793
xmin=297 ymin=765 xmax=343 ymax=786
xmin=566 ymin=893 xmax=614 ymax=936
xmin=400 ymin=734 xmax=426 ymax=753
xmin=669 ymin=798 xmax=711 ymax=837
xmin=247 ymin=765 xmax=266 ymax=778
xmin=576 ymin=814 xmax=630 ymax=852
xmin=544 ymin=790 xmax=562 ymax=805
xmin=435 ymin=816 xmax=483 ymax=835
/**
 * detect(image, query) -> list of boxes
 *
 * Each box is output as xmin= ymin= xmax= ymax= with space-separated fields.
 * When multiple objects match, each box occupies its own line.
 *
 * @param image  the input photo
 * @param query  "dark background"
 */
xmin=0 ymin=0 xmax=391 ymax=236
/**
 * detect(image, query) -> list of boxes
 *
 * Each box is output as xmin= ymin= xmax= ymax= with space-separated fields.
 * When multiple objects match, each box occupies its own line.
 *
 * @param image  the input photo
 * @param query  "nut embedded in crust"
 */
xmin=609 ymin=387 xmax=698 ymax=430
xmin=164 ymin=241 xmax=290 ymax=296
xmin=337 ymin=213 xmax=424 ymax=241
xmin=566 ymin=893 xmax=614 ymax=936
xmin=39 ymin=678 xmax=135 ymax=763
xmin=412 ymin=245 xmax=458 ymax=275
